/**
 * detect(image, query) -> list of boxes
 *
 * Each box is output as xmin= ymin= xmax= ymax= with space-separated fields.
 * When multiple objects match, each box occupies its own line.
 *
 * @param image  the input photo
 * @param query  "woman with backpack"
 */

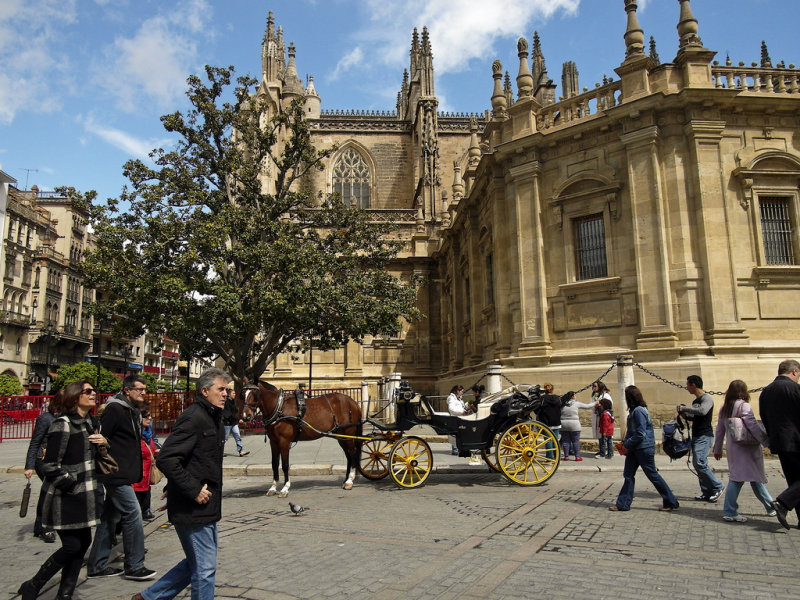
xmin=712 ymin=379 xmax=775 ymax=523
xmin=609 ymin=385 xmax=679 ymax=512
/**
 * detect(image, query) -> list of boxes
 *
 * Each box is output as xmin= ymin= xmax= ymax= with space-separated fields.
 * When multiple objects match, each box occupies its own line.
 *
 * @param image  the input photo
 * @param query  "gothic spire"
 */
xmin=623 ymin=0 xmax=645 ymax=59
xmin=760 ymin=41 xmax=772 ymax=68
xmin=649 ymin=36 xmax=660 ymax=65
xmin=677 ymin=0 xmax=703 ymax=50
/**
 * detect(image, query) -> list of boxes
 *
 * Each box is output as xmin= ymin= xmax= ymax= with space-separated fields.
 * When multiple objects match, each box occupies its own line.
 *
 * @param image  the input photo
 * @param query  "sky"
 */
xmin=1 ymin=0 xmax=797 ymax=203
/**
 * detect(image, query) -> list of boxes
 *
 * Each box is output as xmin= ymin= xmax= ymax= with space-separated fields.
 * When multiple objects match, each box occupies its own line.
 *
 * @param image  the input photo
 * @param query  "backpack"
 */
xmin=662 ymin=414 xmax=691 ymax=460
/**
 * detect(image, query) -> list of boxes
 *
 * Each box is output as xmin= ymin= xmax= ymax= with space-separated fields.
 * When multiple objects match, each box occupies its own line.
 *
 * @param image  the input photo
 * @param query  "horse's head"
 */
xmin=239 ymin=384 xmax=261 ymax=422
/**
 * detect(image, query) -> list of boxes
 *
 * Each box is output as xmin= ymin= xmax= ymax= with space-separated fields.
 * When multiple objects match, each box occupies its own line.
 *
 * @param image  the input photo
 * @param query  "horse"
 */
xmin=239 ymin=381 xmax=363 ymax=497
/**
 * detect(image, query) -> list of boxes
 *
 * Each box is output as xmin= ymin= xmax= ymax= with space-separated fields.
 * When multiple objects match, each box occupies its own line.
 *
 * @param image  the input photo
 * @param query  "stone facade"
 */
xmin=257 ymin=2 xmax=800 ymax=411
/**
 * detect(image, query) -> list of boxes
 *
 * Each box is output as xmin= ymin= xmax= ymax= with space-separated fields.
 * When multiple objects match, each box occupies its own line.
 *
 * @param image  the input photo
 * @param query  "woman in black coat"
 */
xmin=23 ymin=390 xmax=65 ymax=543
xmin=18 ymin=380 xmax=107 ymax=600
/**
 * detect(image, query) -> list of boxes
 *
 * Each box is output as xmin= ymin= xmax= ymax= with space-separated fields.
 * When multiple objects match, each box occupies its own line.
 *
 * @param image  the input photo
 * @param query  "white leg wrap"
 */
xmin=277 ymin=481 xmax=291 ymax=498
xmin=266 ymin=481 xmax=278 ymax=497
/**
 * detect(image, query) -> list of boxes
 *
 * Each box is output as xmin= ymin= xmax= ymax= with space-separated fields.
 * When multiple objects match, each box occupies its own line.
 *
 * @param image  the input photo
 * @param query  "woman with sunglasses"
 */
xmin=18 ymin=381 xmax=107 ymax=600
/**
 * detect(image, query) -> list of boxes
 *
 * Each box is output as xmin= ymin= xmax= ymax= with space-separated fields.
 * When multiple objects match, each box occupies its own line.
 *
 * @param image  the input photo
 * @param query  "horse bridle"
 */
xmin=241 ymin=384 xmax=286 ymax=426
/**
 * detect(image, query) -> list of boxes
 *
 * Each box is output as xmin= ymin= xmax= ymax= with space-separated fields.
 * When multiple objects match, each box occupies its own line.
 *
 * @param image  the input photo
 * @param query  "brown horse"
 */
xmin=239 ymin=382 xmax=362 ymax=497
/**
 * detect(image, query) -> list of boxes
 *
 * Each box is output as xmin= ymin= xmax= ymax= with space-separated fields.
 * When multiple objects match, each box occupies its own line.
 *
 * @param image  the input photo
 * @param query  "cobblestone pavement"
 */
xmin=2 ymin=443 xmax=799 ymax=600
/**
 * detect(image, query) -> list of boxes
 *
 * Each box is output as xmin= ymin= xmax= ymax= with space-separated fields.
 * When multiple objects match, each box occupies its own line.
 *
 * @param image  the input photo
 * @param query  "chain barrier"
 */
xmin=574 ymin=363 xmax=617 ymax=395
xmin=633 ymin=362 xmax=766 ymax=396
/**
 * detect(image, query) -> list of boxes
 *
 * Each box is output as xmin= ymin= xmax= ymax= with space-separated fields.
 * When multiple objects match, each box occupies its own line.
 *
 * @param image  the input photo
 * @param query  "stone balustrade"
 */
xmin=538 ymin=80 xmax=623 ymax=131
xmin=712 ymin=63 xmax=800 ymax=93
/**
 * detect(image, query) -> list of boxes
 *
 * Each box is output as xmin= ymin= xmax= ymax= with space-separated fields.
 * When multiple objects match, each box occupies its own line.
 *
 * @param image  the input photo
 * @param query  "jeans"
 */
xmin=545 ymin=428 xmax=560 ymax=460
xmin=561 ymin=430 xmax=580 ymax=458
xmin=615 ymin=447 xmax=679 ymax=510
xmin=224 ymin=424 xmax=243 ymax=453
xmin=141 ymin=523 xmax=218 ymax=600
xmin=691 ymin=435 xmax=723 ymax=496
xmin=598 ymin=435 xmax=614 ymax=457
xmin=723 ymin=480 xmax=773 ymax=517
xmin=87 ymin=483 xmax=145 ymax=573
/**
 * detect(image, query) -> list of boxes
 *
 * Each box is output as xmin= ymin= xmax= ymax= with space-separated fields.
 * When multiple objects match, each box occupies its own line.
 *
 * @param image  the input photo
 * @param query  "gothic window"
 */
xmin=759 ymin=196 xmax=796 ymax=265
xmin=574 ymin=213 xmax=608 ymax=280
xmin=332 ymin=148 xmax=371 ymax=208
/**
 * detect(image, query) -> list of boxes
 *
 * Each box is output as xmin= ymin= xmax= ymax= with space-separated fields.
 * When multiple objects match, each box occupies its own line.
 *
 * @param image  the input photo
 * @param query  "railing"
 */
xmin=711 ymin=63 xmax=800 ymax=94
xmin=0 ymin=310 xmax=30 ymax=326
xmin=1 ymin=387 xmax=362 ymax=441
xmin=538 ymin=79 xmax=624 ymax=131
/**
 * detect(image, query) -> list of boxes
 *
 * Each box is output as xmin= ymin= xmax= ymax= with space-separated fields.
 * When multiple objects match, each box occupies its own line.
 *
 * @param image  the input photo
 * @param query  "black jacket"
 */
xmin=759 ymin=375 xmax=800 ymax=453
xmin=156 ymin=395 xmax=224 ymax=526
xmin=25 ymin=410 xmax=57 ymax=470
xmin=99 ymin=393 xmax=143 ymax=485
xmin=222 ymin=397 xmax=238 ymax=427
xmin=536 ymin=394 xmax=562 ymax=428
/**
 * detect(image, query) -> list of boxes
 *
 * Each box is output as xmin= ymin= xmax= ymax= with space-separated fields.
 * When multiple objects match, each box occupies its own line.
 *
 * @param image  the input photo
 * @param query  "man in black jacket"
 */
xmin=133 ymin=367 xmax=229 ymax=600
xmin=87 ymin=375 xmax=156 ymax=581
xmin=759 ymin=359 xmax=800 ymax=529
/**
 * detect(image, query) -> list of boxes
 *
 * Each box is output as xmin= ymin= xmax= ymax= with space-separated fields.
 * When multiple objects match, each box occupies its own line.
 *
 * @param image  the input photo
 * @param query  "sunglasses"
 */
xmin=82 ymin=388 xmax=96 ymax=395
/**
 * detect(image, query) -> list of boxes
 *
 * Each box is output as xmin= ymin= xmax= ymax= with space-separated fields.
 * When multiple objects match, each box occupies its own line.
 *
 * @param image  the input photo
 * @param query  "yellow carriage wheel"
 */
xmin=358 ymin=437 xmax=393 ymax=480
xmin=480 ymin=433 xmax=501 ymax=472
xmin=496 ymin=421 xmax=560 ymax=486
xmin=389 ymin=436 xmax=433 ymax=488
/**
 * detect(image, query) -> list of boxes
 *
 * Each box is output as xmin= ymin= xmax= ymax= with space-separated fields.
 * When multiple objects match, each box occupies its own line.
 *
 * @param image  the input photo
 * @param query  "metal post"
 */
xmin=616 ymin=354 xmax=635 ymax=439
xmin=95 ymin=320 xmax=103 ymax=390
xmin=308 ymin=334 xmax=313 ymax=391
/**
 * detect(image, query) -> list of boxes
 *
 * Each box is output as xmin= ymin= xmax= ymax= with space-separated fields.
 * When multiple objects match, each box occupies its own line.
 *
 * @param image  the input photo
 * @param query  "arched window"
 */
xmin=332 ymin=148 xmax=371 ymax=208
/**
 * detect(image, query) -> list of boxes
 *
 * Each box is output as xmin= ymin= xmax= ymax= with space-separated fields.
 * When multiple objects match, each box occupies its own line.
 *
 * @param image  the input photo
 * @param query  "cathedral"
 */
xmin=257 ymin=0 xmax=800 ymax=411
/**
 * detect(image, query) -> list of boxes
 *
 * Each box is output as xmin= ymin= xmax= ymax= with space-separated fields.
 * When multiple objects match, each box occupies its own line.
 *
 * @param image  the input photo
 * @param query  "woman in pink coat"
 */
xmin=713 ymin=380 xmax=775 ymax=523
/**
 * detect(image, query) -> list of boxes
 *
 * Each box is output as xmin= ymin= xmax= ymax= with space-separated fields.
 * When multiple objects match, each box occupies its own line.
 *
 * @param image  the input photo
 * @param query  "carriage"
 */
xmin=357 ymin=382 xmax=560 ymax=488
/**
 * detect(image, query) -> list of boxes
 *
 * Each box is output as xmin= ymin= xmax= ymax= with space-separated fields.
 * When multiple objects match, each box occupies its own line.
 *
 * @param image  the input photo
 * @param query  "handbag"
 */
xmin=146 ymin=443 xmax=163 ymax=486
xmin=20 ymin=481 xmax=31 ymax=518
xmin=728 ymin=401 xmax=766 ymax=446
xmin=95 ymin=444 xmax=120 ymax=475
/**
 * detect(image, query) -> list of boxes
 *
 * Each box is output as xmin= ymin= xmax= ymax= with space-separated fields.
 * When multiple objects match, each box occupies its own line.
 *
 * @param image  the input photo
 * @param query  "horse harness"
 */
xmin=242 ymin=384 xmax=353 ymax=444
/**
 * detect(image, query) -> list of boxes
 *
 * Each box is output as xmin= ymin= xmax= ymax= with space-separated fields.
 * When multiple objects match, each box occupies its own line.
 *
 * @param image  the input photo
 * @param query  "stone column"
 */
xmin=385 ymin=372 xmax=401 ymax=423
xmin=620 ymin=125 xmax=677 ymax=347
xmin=361 ymin=380 xmax=370 ymax=418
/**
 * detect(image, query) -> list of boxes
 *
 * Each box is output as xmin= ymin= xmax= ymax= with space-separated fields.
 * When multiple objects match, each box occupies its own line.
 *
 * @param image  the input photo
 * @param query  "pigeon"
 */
xmin=289 ymin=502 xmax=309 ymax=516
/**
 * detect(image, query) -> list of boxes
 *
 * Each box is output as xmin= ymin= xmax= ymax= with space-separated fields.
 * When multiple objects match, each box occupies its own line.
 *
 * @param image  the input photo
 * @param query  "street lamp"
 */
xmin=122 ymin=343 xmax=133 ymax=377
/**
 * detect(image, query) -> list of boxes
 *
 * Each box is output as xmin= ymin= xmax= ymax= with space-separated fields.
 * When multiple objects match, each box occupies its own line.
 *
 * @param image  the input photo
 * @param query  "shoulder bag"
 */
xmin=147 ymin=442 xmax=163 ymax=485
xmin=728 ymin=401 xmax=766 ymax=446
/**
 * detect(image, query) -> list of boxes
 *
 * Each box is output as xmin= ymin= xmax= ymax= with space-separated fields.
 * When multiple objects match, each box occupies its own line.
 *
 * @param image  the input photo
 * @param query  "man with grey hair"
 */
xmin=759 ymin=359 xmax=800 ymax=529
xmin=133 ymin=367 xmax=230 ymax=600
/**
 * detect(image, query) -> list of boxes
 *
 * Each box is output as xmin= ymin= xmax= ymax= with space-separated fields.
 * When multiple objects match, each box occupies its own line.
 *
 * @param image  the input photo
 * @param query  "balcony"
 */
xmin=0 ymin=310 xmax=31 ymax=327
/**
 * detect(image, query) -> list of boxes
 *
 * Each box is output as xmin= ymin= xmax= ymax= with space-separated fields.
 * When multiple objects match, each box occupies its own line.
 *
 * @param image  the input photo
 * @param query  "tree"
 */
xmin=52 ymin=363 xmax=122 ymax=395
xmin=82 ymin=66 xmax=418 ymax=385
xmin=0 ymin=373 xmax=24 ymax=396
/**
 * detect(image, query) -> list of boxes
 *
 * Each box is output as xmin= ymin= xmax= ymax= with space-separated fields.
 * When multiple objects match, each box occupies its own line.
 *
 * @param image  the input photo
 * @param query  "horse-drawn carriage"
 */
xmin=240 ymin=380 xmax=559 ymax=495
xmin=357 ymin=382 xmax=560 ymax=488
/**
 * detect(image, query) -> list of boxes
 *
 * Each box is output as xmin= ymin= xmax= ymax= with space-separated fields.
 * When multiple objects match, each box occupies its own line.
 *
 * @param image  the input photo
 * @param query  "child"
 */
xmin=597 ymin=398 xmax=615 ymax=459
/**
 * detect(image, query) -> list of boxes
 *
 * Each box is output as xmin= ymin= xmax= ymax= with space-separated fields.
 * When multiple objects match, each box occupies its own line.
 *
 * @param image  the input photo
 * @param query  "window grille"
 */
xmin=575 ymin=214 xmax=608 ymax=280
xmin=332 ymin=148 xmax=370 ymax=208
xmin=759 ymin=197 xmax=795 ymax=265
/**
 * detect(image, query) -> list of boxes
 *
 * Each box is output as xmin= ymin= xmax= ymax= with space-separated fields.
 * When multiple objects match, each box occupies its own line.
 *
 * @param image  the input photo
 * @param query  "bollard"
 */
xmin=616 ymin=354 xmax=634 ymax=439
xmin=385 ymin=372 xmax=401 ymax=423
xmin=486 ymin=362 xmax=503 ymax=395
xmin=361 ymin=380 xmax=370 ymax=417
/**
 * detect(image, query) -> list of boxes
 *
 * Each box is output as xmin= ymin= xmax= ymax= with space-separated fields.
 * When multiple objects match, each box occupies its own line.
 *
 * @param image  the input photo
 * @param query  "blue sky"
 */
xmin=1 ymin=0 xmax=796 ymax=203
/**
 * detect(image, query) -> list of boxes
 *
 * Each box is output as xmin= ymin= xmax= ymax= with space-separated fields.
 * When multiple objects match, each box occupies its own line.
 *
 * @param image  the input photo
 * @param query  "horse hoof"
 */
xmin=278 ymin=491 xmax=289 ymax=498
xmin=342 ymin=482 xmax=353 ymax=490
xmin=266 ymin=490 xmax=277 ymax=497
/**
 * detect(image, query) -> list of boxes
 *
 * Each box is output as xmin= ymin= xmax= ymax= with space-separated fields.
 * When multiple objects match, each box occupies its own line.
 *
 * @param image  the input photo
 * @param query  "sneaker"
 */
xmin=708 ymin=488 xmax=724 ymax=503
xmin=561 ymin=456 xmax=569 ymax=461
xmin=694 ymin=494 xmax=709 ymax=501
xmin=723 ymin=515 xmax=747 ymax=522
xmin=238 ymin=450 xmax=250 ymax=457
xmin=124 ymin=567 xmax=157 ymax=581
xmin=574 ymin=456 xmax=583 ymax=461
xmin=41 ymin=531 xmax=56 ymax=543
xmin=767 ymin=509 xmax=777 ymax=517
xmin=771 ymin=500 xmax=791 ymax=530
xmin=594 ymin=453 xmax=603 ymax=459
xmin=659 ymin=506 xmax=679 ymax=512
xmin=142 ymin=510 xmax=155 ymax=521
xmin=605 ymin=455 xmax=613 ymax=459
xmin=87 ymin=566 xmax=123 ymax=578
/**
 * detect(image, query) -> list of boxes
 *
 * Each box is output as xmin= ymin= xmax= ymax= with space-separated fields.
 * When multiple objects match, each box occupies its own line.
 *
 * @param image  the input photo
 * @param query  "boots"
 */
xmin=54 ymin=557 xmax=83 ymax=600
xmin=18 ymin=556 xmax=63 ymax=600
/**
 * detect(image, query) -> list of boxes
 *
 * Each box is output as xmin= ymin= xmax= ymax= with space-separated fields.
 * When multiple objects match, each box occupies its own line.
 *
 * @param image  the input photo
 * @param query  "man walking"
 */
xmin=132 ymin=367 xmax=229 ymax=600
xmin=87 ymin=375 xmax=156 ymax=580
xmin=678 ymin=375 xmax=724 ymax=502
xmin=222 ymin=389 xmax=249 ymax=457
xmin=759 ymin=359 xmax=800 ymax=529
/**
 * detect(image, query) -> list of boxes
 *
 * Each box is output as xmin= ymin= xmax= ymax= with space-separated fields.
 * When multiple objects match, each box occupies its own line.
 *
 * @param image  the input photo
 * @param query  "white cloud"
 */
xmin=330 ymin=47 xmax=365 ymax=81
xmin=94 ymin=0 xmax=212 ymax=112
xmin=351 ymin=0 xmax=581 ymax=75
xmin=0 ymin=0 xmax=78 ymax=123
xmin=79 ymin=115 xmax=171 ymax=160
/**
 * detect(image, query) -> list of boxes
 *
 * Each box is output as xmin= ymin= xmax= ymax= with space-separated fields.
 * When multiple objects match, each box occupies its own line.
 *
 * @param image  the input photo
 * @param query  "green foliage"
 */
xmin=0 ymin=373 xmax=24 ymax=396
xmin=139 ymin=371 xmax=158 ymax=392
xmin=82 ymin=65 xmax=419 ymax=385
xmin=52 ymin=363 xmax=122 ymax=394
